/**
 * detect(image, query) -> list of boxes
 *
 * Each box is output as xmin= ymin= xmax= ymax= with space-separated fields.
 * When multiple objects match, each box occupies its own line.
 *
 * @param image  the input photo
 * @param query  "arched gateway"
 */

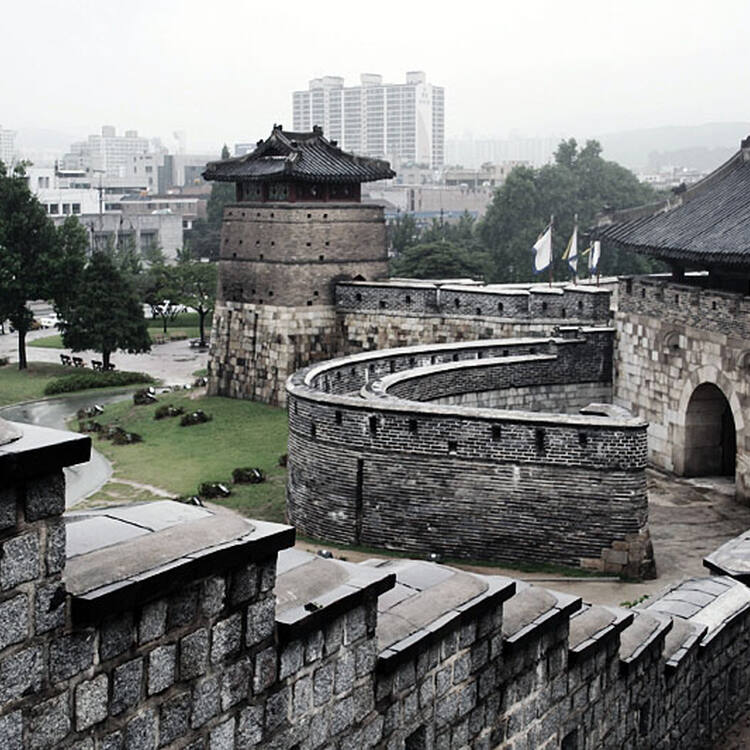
xmin=684 ymin=382 xmax=736 ymax=477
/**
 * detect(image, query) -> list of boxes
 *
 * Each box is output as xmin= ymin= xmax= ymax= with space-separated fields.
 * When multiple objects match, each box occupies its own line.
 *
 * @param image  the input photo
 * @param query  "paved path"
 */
xmin=0 ymin=328 xmax=208 ymax=387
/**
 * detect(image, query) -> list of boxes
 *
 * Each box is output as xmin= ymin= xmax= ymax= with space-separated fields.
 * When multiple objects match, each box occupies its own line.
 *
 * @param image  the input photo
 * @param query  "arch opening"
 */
xmin=684 ymin=382 xmax=736 ymax=477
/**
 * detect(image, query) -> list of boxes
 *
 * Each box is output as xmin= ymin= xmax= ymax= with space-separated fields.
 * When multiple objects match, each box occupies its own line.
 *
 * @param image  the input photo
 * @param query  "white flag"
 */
xmin=589 ymin=240 xmax=601 ymax=273
xmin=563 ymin=225 xmax=577 ymax=275
xmin=532 ymin=224 xmax=552 ymax=274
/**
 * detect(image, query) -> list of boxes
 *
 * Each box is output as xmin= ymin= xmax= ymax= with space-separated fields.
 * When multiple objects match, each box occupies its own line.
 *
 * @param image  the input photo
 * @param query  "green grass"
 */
xmin=30 ymin=328 xmax=202 ymax=349
xmin=0 ymin=361 xmax=72 ymax=406
xmin=147 ymin=312 xmax=200 ymax=329
xmin=85 ymin=394 xmax=289 ymax=523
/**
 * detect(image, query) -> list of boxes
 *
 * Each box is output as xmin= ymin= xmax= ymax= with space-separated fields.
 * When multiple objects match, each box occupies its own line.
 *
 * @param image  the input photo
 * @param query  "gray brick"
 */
xmin=246 ymin=596 xmax=275 ymax=647
xmin=0 ymin=532 xmax=40 ymax=590
xmin=253 ymin=646 xmax=276 ymax=693
xmin=50 ymin=631 xmax=95 ymax=683
xmin=211 ymin=612 xmax=242 ymax=663
xmin=101 ymin=732 xmax=123 ymax=750
xmin=24 ymin=473 xmax=65 ymax=521
xmin=221 ymin=656 xmax=251 ymax=710
xmin=330 ymin=695 xmax=354 ymax=736
xmin=27 ymin=691 xmax=69 ymax=750
xmin=111 ymin=658 xmax=143 ymax=716
xmin=100 ymin=613 xmax=134 ymax=661
xmin=138 ymin=599 xmax=167 ymax=644
xmin=237 ymin=704 xmax=264 ymax=746
xmin=201 ymin=575 xmax=226 ymax=616
xmin=159 ymin=691 xmax=190 ymax=747
xmin=0 ymin=488 xmax=17 ymax=532
xmin=209 ymin=717 xmax=235 ymax=750
xmin=259 ymin=559 xmax=276 ymax=592
xmin=191 ymin=676 xmax=220 ymax=729
xmin=314 ymin=662 xmax=334 ymax=706
xmin=45 ymin=519 xmax=66 ymax=575
xmin=293 ymin=675 xmax=312 ymax=716
xmin=125 ymin=708 xmax=157 ymax=750
xmin=0 ymin=710 xmax=22 ymax=750
xmin=345 ymin=605 xmax=367 ymax=644
xmin=0 ymin=593 xmax=28 ymax=648
xmin=279 ymin=640 xmax=303 ymax=680
xmin=0 ymin=645 xmax=43 ymax=703
xmin=305 ymin=629 xmax=324 ymax=663
xmin=265 ymin=687 xmax=289 ymax=732
xmin=34 ymin=583 xmax=64 ymax=635
xmin=167 ymin=586 xmax=198 ymax=629
xmin=75 ymin=674 xmax=108 ymax=731
xmin=148 ymin=644 xmax=177 ymax=695
xmin=180 ymin=627 xmax=209 ymax=680
xmin=229 ymin=561 xmax=258 ymax=606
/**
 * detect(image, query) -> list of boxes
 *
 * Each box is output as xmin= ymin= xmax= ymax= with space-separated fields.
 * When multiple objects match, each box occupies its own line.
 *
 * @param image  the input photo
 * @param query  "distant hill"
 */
xmin=596 ymin=122 xmax=750 ymax=172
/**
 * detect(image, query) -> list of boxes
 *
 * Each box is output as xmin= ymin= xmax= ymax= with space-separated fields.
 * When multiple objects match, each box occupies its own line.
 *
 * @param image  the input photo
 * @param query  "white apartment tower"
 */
xmin=62 ymin=126 xmax=151 ymax=178
xmin=292 ymin=72 xmax=444 ymax=169
xmin=0 ymin=125 xmax=16 ymax=166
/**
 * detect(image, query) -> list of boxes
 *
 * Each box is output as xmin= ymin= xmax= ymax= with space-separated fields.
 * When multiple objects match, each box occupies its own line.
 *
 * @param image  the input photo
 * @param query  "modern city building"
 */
xmin=292 ymin=72 xmax=444 ymax=169
xmin=0 ymin=125 xmax=16 ymax=166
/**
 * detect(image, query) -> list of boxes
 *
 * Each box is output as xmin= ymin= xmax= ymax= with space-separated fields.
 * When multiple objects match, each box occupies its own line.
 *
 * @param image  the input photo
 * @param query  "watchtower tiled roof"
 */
xmin=596 ymin=137 xmax=750 ymax=270
xmin=203 ymin=125 xmax=395 ymax=184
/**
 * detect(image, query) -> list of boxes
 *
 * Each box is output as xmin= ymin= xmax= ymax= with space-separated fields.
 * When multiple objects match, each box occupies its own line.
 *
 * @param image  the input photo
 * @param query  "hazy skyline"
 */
xmin=3 ymin=0 xmax=749 ymax=153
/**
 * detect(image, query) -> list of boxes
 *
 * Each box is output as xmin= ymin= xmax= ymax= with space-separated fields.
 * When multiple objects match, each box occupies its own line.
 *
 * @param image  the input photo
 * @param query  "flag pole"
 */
xmin=548 ymin=214 xmax=554 ymax=287
xmin=573 ymin=214 xmax=578 ymax=285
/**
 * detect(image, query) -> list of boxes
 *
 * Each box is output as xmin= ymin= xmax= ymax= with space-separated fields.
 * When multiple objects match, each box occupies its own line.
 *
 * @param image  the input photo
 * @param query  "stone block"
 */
xmin=221 ymin=656 xmax=251 ymax=710
xmin=237 ymin=704 xmax=264 ymax=746
xmin=335 ymin=651 xmax=355 ymax=695
xmin=180 ymin=628 xmax=209 ymax=680
xmin=0 ymin=645 xmax=43 ymax=702
xmin=27 ymin=691 xmax=70 ymax=750
xmin=50 ymin=631 xmax=95 ymax=683
xmin=138 ymin=599 xmax=167 ymax=644
xmin=201 ymin=575 xmax=226 ymax=617
xmin=211 ymin=613 xmax=242 ymax=664
xmin=265 ymin=686 xmax=290 ymax=732
xmin=209 ymin=717 xmax=235 ymax=750
xmin=111 ymin=658 xmax=143 ymax=716
xmin=253 ymin=646 xmax=277 ymax=693
xmin=314 ymin=662 xmax=334 ymax=706
xmin=0 ymin=710 xmax=22 ymax=750
xmin=24 ymin=473 xmax=65 ymax=521
xmin=0 ymin=488 xmax=18 ymax=532
xmin=125 ymin=708 xmax=157 ymax=750
xmin=99 ymin=612 xmax=134 ymax=661
xmin=191 ymin=676 xmax=220 ymax=728
xmin=229 ymin=562 xmax=258 ymax=606
xmin=148 ymin=644 xmax=177 ymax=695
xmin=0 ymin=532 xmax=40 ymax=590
xmin=0 ymin=592 xmax=28 ymax=648
xmin=246 ymin=596 xmax=275 ymax=647
xmin=75 ymin=674 xmax=108 ymax=731
xmin=101 ymin=731 xmax=123 ymax=750
xmin=330 ymin=695 xmax=354 ymax=736
xmin=159 ymin=691 xmax=191 ymax=747
xmin=279 ymin=640 xmax=303 ymax=680
xmin=45 ymin=519 xmax=66 ymax=575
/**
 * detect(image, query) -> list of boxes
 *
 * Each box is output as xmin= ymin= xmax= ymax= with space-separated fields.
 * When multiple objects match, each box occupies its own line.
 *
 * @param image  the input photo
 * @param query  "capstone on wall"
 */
xmin=615 ymin=276 xmax=750 ymax=501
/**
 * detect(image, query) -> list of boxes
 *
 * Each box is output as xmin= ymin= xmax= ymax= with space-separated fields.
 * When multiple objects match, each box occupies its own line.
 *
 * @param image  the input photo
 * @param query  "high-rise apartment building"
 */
xmin=292 ymin=72 xmax=444 ymax=169
xmin=0 ymin=125 xmax=16 ymax=166
xmin=62 ymin=126 xmax=153 ymax=179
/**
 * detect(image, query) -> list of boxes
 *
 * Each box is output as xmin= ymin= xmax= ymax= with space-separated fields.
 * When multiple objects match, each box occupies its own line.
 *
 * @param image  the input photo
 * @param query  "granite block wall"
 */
xmin=615 ymin=276 xmax=750 ymax=501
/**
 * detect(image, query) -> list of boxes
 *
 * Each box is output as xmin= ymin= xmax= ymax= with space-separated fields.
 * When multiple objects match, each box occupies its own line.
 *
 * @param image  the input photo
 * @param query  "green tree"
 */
xmin=390 ymin=239 xmax=489 ymax=280
xmin=51 ymin=216 xmax=88 ymax=321
xmin=388 ymin=213 xmax=420 ymax=255
xmin=177 ymin=259 xmax=218 ymax=346
xmin=0 ymin=162 xmax=72 ymax=369
xmin=478 ymin=139 xmax=662 ymax=282
xmin=59 ymin=251 xmax=150 ymax=369
xmin=141 ymin=262 xmax=183 ymax=333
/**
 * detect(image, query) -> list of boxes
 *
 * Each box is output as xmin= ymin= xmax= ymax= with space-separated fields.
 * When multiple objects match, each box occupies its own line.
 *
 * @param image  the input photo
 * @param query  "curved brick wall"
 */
xmin=286 ymin=329 xmax=654 ymax=578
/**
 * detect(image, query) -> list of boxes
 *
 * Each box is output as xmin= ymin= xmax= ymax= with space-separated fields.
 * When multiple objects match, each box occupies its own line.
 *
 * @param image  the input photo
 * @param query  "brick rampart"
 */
xmin=286 ymin=331 xmax=654 ymax=578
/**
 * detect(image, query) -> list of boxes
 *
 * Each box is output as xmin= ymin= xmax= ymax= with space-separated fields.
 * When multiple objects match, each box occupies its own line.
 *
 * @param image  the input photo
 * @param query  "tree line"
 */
xmin=390 ymin=138 xmax=665 ymax=281
xmin=0 ymin=161 xmax=217 ymax=370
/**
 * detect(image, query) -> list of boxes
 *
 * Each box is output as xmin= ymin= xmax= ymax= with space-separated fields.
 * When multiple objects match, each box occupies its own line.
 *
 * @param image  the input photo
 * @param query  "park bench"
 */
xmin=189 ymin=339 xmax=206 ymax=349
xmin=104 ymin=363 xmax=116 ymax=371
xmin=60 ymin=354 xmax=72 ymax=366
xmin=72 ymin=357 xmax=85 ymax=368
xmin=91 ymin=360 xmax=103 ymax=371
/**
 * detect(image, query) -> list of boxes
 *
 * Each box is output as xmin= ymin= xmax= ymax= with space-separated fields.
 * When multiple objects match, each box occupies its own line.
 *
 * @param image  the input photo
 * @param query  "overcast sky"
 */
xmin=3 ymin=0 xmax=748 ymax=152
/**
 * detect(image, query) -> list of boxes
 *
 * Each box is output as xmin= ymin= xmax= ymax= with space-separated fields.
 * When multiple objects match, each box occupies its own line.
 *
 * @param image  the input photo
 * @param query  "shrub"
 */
xmin=133 ymin=387 xmax=158 ymax=405
xmin=180 ymin=410 xmax=212 ymax=427
xmin=232 ymin=467 xmax=266 ymax=484
xmin=43 ymin=370 xmax=154 ymax=396
xmin=198 ymin=481 xmax=231 ymax=498
xmin=154 ymin=404 xmax=185 ymax=420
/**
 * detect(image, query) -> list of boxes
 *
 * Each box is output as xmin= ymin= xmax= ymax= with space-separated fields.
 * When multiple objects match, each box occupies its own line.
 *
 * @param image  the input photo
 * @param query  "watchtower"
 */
xmin=205 ymin=125 xmax=394 ymax=405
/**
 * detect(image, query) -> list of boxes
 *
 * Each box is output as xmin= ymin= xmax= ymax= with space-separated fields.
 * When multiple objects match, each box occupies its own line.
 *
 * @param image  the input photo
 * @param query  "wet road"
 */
xmin=0 ymin=390 xmax=133 ymax=507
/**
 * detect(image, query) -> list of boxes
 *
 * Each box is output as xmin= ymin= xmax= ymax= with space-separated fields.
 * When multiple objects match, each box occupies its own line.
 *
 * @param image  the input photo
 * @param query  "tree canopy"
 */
xmin=0 ymin=162 xmax=86 ymax=368
xmin=59 ymin=251 xmax=151 ymax=368
xmin=176 ymin=259 xmax=217 ymax=346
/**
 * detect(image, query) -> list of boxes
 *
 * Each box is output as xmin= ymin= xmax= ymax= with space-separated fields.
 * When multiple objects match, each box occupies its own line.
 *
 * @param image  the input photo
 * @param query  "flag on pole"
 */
xmin=562 ymin=223 xmax=578 ymax=276
xmin=589 ymin=240 xmax=601 ymax=274
xmin=531 ymin=223 xmax=552 ymax=274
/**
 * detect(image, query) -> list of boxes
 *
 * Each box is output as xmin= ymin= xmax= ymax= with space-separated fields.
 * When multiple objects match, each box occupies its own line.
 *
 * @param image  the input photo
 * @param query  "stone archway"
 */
xmin=683 ymin=382 xmax=736 ymax=477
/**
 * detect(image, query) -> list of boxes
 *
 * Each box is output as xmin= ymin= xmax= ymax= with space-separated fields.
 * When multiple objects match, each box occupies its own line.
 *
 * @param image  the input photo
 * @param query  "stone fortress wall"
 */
xmin=286 ymin=330 xmax=654 ymax=579
xmin=3 ymin=421 xmax=750 ymax=749
xmin=615 ymin=275 xmax=750 ymax=501
xmin=208 ymin=277 xmax=612 ymax=408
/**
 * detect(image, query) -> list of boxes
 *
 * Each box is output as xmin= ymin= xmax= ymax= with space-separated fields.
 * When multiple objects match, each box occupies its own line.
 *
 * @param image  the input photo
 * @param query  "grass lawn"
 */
xmin=0 ymin=362 xmax=71 ymax=406
xmin=86 ymin=393 xmax=289 ymax=523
